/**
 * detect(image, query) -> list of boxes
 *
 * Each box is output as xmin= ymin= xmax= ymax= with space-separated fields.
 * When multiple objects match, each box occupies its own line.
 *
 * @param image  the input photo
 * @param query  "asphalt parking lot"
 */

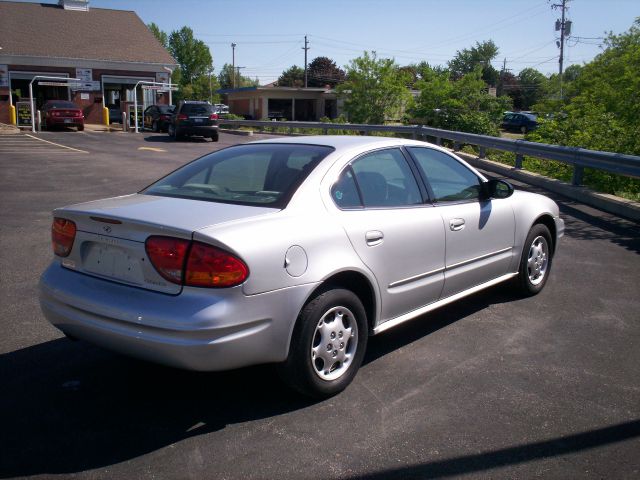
xmin=1 ymin=129 xmax=639 ymax=479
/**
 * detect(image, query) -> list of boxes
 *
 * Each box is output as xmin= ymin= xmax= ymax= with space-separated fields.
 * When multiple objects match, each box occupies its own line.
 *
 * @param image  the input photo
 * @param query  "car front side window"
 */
xmin=408 ymin=147 xmax=482 ymax=203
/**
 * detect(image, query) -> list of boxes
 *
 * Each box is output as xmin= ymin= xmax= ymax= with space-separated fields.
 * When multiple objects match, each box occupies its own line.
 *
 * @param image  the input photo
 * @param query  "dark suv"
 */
xmin=168 ymin=101 xmax=219 ymax=141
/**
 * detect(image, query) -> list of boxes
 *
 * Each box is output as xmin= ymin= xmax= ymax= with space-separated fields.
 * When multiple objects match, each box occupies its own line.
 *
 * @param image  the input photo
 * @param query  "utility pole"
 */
xmin=302 ymin=35 xmax=310 ymax=88
xmin=499 ymin=57 xmax=507 ymax=96
xmin=235 ymin=66 xmax=246 ymax=87
xmin=231 ymin=42 xmax=237 ymax=89
xmin=208 ymin=68 xmax=213 ymax=104
xmin=552 ymin=0 xmax=571 ymax=100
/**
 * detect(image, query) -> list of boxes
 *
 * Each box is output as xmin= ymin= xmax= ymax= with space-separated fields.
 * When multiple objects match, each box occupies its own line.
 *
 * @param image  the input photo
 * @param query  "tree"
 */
xmin=307 ymin=57 xmax=346 ymax=87
xmin=399 ymin=61 xmax=448 ymax=88
xmin=168 ymin=27 xmax=212 ymax=84
xmin=410 ymin=67 xmax=511 ymax=136
xmin=218 ymin=64 xmax=259 ymax=90
xmin=147 ymin=22 xmax=168 ymax=49
xmin=528 ymin=19 xmax=640 ymax=198
xmin=448 ymin=40 xmax=500 ymax=85
xmin=515 ymin=68 xmax=547 ymax=110
xmin=276 ymin=65 xmax=305 ymax=87
xmin=563 ymin=64 xmax=583 ymax=82
xmin=497 ymin=71 xmax=520 ymax=103
xmin=337 ymin=51 xmax=413 ymax=124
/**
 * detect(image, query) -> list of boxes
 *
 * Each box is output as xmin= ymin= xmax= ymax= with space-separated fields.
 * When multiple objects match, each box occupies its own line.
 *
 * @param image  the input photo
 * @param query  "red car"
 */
xmin=41 ymin=100 xmax=84 ymax=131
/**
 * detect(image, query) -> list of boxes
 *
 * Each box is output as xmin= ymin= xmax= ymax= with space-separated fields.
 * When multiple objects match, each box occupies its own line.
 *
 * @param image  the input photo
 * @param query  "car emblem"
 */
xmin=103 ymin=226 xmax=112 ymax=233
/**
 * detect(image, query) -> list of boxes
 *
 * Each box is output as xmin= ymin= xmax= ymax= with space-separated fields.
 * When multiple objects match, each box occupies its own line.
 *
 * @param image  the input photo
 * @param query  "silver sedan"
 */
xmin=40 ymin=136 xmax=564 ymax=398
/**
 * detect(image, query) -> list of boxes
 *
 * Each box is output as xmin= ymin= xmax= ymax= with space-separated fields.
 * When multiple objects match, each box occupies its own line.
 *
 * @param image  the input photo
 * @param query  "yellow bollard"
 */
xmin=10 ymin=105 xmax=17 ymax=125
xmin=102 ymin=107 xmax=109 ymax=126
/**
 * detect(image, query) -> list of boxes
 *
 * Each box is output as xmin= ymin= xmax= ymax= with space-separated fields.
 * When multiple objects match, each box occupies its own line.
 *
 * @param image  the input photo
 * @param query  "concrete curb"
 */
xmin=84 ymin=124 xmax=122 ymax=132
xmin=456 ymin=151 xmax=640 ymax=223
xmin=0 ymin=123 xmax=20 ymax=134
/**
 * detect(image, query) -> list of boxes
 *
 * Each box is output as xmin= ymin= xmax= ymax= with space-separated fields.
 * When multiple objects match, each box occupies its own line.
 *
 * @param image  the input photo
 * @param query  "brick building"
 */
xmin=0 ymin=0 xmax=177 ymax=126
xmin=219 ymin=86 xmax=341 ymax=121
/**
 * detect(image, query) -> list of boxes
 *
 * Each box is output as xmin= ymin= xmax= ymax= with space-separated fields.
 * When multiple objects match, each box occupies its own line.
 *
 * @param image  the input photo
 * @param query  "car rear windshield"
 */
xmin=181 ymin=103 xmax=213 ymax=115
xmin=46 ymin=101 xmax=77 ymax=109
xmin=159 ymin=105 xmax=175 ymax=113
xmin=142 ymin=144 xmax=334 ymax=207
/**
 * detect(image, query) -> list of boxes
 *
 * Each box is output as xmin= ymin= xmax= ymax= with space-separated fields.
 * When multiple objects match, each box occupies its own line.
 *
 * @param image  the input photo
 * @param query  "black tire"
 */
xmin=152 ymin=120 xmax=159 ymax=133
xmin=210 ymin=132 xmax=219 ymax=142
xmin=520 ymin=126 xmax=528 ymax=134
xmin=77 ymin=124 xmax=84 ymax=132
xmin=514 ymin=223 xmax=553 ymax=296
xmin=278 ymin=288 xmax=368 ymax=398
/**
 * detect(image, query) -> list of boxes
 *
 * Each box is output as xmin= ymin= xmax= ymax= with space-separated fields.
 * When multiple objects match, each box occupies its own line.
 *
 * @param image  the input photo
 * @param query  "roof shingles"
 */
xmin=0 ymin=1 xmax=176 ymax=65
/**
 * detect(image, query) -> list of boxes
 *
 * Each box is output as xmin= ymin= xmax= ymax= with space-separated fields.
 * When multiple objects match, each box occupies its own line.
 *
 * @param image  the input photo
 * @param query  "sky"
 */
xmin=20 ymin=0 xmax=640 ymax=83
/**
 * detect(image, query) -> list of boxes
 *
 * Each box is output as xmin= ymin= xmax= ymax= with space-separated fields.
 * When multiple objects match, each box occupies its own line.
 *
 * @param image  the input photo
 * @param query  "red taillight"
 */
xmin=52 ymin=111 xmax=60 ymax=117
xmin=75 ymin=110 xmax=83 ymax=117
xmin=209 ymin=113 xmax=218 ymax=120
xmin=177 ymin=114 xmax=188 ymax=120
xmin=160 ymin=115 xmax=169 ymax=120
xmin=145 ymin=236 xmax=249 ymax=288
xmin=145 ymin=236 xmax=190 ymax=284
xmin=185 ymin=242 xmax=248 ymax=288
xmin=52 ymin=217 xmax=76 ymax=257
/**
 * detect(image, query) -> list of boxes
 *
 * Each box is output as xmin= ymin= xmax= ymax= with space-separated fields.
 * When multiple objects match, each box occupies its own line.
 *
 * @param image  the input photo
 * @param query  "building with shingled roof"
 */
xmin=0 ymin=0 xmax=178 ymax=126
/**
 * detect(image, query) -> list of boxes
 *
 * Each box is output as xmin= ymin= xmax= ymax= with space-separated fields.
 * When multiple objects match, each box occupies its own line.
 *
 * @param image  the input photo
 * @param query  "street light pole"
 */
xmin=209 ymin=68 xmax=213 ymax=104
xmin=231 ymin=43 xmax=237 ymax=89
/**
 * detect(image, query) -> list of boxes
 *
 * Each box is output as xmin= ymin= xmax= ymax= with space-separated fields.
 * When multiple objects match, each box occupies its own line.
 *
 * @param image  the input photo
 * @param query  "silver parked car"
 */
xmin=40 ymin=136 xmax=564 ymax=398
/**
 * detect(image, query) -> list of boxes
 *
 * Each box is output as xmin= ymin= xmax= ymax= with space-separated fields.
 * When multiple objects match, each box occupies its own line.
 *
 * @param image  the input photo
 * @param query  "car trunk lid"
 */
xmin=55 ymin=194 xmax=277 ymax=294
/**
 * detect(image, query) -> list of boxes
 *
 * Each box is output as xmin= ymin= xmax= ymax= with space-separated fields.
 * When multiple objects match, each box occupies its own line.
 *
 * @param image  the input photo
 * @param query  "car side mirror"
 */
xmin=483 ymin=179 xmax=514 ymax=199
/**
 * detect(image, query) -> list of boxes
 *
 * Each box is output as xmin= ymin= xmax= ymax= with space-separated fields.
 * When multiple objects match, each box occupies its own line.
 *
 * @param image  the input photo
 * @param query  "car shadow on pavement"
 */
xmin=0 ymin=339 xmax=315 ymax=477
xmin=0 ymin=285 xmax=515 ymax=477
xmin=143 ymin=134 xmax=211 ymax=143
xmin=364 ymin=283 xmax=515 ymax=366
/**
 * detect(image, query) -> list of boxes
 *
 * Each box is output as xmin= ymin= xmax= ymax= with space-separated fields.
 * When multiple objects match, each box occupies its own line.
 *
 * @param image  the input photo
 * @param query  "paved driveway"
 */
xmin=1 ymin=130 xmax=639 ymax=479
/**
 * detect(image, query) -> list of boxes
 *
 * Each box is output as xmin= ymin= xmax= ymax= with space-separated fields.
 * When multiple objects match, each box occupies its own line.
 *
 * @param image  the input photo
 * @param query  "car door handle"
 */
xmin=365 ymin=230 xmax=384 ymax=246
xmin=450 ymin=218 xmax=465 ymax=231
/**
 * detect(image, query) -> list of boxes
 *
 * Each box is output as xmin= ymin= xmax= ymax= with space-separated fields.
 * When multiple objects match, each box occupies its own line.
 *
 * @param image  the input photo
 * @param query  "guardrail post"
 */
xmin=515 ymin=153 xmax=524 ymax=169
xmin=412 ymin=128 xmax=418 ymax=140
xmin=453 ymin=142 xmax=461 ymax=152
xmin=572 ymin=165 xmax=584 ymax=186
xmin=323 ymin=128 xmax=328 ymax=135
xmin=479 ymin=146 xmax=486 ymax=159
xmin=435 ymin=137 xmax=441 ymax=146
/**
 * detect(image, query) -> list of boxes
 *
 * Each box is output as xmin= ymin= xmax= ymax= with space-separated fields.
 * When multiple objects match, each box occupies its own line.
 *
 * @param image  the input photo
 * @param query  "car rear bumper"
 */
xmin=47 ymin=118 xmax=83 ymax=127
xmin=177 ymin=125 xmax=219 ymax=136
xmin=39 ymin=262 xmax=317 ymax=371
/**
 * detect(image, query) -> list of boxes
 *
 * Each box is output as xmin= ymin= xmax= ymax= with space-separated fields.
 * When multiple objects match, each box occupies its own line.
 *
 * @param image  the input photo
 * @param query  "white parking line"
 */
xmin=24 ymin=134 xmax=88 ymax=153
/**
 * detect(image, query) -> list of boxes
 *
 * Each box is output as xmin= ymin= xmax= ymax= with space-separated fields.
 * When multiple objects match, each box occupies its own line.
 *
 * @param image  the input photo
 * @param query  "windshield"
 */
xmin=143 ymin=144 xmax=334 ymax=207
xmin=159 ymin=105 xmax=175 ymax=113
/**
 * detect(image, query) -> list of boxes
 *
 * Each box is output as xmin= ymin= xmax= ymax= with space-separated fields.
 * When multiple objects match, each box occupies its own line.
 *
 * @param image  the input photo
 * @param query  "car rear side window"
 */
xmin=143 ymin=144 xmax=333 ymax=207
xmin=349 ymin=148 xmax=422 ymax=208
xmin=332 ymin=169 xmax=362 ymax=209
xmin=408 ymin=147 xmax=482 ymax=202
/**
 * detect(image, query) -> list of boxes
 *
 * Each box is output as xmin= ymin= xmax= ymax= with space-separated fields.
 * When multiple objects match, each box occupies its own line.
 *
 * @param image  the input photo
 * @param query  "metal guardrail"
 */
xmin=219 ymin=119 xmax=640 ymax=186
